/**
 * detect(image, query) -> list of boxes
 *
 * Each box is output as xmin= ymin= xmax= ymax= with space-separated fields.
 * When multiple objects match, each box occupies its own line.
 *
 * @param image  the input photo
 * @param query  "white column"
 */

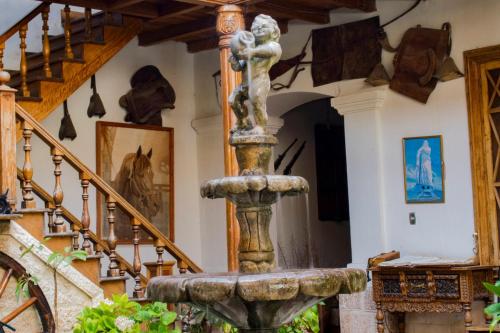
xmin=331 ymin=87 xmax=388 ymax=266
xmin=192 ymin=114 xmax=284 ymax=272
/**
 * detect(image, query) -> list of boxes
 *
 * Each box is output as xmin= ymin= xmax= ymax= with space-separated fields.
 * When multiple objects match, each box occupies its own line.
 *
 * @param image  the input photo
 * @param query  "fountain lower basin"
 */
xmin=147 ymin=268 xmax=366 ymax=332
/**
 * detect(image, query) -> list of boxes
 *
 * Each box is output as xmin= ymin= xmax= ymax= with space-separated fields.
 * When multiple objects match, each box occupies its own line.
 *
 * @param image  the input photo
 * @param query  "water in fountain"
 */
xmin=304 ymin=193 xmax=314 ymax=269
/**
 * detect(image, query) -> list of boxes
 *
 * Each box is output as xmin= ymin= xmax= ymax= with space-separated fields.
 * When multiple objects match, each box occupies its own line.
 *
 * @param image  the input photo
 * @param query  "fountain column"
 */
xmin=216 ymin=5 xmax=245 ymax=272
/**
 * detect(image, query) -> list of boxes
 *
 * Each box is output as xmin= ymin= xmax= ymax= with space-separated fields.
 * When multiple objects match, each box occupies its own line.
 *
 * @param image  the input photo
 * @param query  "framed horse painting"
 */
xmin=96 ymin=121 xmax=174 ymax=243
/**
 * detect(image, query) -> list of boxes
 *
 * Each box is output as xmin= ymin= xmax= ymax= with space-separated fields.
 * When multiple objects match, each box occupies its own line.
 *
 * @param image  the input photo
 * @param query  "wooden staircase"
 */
xmin=0 ymin=3 xmax=202 ymax=305
xmin=1 ymin=3 xmax=141 ymax=123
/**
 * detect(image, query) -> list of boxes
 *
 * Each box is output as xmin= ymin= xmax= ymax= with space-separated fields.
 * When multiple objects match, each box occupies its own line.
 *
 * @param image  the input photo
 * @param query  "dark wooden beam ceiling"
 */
xmin=43 ymin=0 xmax=376 ymax=51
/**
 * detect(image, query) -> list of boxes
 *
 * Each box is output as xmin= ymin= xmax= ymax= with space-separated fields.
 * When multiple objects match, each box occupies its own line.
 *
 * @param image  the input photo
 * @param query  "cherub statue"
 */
xmin=229 ymin=14 xmax=282 ymax=134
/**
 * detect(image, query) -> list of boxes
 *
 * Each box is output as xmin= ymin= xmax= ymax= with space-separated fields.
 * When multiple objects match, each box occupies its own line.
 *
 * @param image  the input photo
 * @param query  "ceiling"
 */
xmin=43 ymin=0 xmax=377 ymax=52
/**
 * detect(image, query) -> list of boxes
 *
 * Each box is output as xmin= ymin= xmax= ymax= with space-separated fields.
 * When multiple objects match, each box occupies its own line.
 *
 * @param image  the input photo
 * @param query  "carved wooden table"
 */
xmin=370 ymin=264 xmax=497 ymax=333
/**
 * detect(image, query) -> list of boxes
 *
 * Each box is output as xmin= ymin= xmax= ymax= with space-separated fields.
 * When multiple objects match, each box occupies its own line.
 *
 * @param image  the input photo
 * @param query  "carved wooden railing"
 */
xmin=0 ymin=2 xmax=87 ymax=97
xmin=16 ymin=104 xmax=202 ymax=298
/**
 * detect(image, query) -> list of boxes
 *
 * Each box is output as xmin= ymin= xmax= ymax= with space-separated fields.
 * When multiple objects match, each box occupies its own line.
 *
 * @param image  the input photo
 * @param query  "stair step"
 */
xmin=100 ymin=275 xmax=129 ymax=298
xmin=44 ymin=231 xmax=77 ymax=253
xmin=15 ymin=209 xmax=47 ymax=240
xmin=72 ymin=254 xmax=102 ymax=285
xmin=48 ymin=25 xmax=106 ymax=49
xmin=64 ymin=11 xmax=123 ymax=31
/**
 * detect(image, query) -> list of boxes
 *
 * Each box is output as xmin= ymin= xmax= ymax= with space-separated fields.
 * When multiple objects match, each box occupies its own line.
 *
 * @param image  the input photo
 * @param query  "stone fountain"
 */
xmin=147 ymin=14 xmax=367 ymax=333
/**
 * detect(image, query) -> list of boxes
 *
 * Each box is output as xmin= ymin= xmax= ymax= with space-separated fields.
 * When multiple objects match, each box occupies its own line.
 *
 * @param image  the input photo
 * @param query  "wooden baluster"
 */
xmin=155 ymin=240 xmax=165 ymax=277
xmin=51 ymin=148 xmax=66 ymax=233
xmin=63 ymin=5 xmax=74 ymax=59
xmin=106 ymin=198 xmax=120 ymax=277
xmin=45 ymin=202 xmax=54 ymax=231
xmin=21 ymin=121 xmax=35 ymax=209
xmin=0 ymin=43 xmax=5 ymax=71
xmin=132 ymin=218 xmax=144 ymax=298
xmin=19 ymin=24 xmax=30 ymax=97
xmin=72 ymin=223 xmax=80 ymax=250
xmin=84 ymin=8 xmax=92 ymax=41
xmin=41 ymin=5 xmax=52 ymax=78
xmin=80 ymin=174 xmax=92 ymax=254
xmin=178 ymin=260 xmax=188 ymax=274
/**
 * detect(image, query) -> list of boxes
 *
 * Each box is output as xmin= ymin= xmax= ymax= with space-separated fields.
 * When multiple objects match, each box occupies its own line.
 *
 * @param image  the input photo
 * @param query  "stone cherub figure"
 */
xmin=229 ymin=14 xmax=282 ymax=134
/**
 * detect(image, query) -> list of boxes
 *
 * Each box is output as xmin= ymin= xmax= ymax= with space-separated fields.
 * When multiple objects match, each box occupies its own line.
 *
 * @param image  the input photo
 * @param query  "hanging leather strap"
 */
xmin=63 ymin=100 xmax=69 ymax=115
xmin=90 ymin=74 xmax=97 ymax=94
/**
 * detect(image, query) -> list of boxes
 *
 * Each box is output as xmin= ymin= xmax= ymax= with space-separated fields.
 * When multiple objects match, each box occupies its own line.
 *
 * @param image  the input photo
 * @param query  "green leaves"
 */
xmin=483 ymin=281 xmax=500 ymax=333
xmin=277 ymin=305 xmax=319 ymax=333
xmin=73 ymin=294 xmax=178 ymax=333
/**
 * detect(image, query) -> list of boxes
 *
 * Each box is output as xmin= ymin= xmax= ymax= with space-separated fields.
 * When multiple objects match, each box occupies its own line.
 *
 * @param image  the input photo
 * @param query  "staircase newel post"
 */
xmin=0 ymin=71 xmax=17 ymax=211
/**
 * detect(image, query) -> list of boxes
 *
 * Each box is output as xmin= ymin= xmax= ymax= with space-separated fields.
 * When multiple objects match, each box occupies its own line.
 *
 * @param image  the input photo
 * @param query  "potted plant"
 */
xmin=483 ymin=281 xmax=500 ymax=332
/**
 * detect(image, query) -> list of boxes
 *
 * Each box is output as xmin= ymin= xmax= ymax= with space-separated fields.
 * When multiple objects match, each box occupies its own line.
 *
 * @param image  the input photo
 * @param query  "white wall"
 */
xmin=191 ymin=0 xmax=491 ymax=271
xmin=8 ymin=1 xmax=203 ymax=273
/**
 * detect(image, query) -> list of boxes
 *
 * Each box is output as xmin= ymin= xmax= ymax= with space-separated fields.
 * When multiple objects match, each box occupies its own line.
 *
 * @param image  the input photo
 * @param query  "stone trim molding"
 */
xmin=192 ymin=114 xmax=284 ymax=135
xmin=3 ymin=221 xmax=103 ymax=301
xmin=331 ymin=86 xmax=388 ymax=116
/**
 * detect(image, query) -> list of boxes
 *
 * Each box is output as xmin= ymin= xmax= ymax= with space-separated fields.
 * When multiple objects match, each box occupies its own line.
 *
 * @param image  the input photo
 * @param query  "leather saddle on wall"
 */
xmin=390 ymin=23 xmax=452 ymax=103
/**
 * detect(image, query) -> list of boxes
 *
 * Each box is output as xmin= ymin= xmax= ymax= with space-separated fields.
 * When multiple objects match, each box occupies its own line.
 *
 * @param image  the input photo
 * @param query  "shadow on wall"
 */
xmin=273 ymin=96 xmax=352 ymax=269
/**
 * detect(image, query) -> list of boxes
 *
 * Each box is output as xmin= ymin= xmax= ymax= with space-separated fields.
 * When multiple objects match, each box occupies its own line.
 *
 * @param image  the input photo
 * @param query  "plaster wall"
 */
xmin=7 ymin=1 xmax=203 ymax=274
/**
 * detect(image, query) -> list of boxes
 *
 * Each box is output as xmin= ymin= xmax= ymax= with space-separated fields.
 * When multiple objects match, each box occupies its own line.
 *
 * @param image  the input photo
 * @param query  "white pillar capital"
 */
xmin=331 ymin=86 xmax=388 ymax=116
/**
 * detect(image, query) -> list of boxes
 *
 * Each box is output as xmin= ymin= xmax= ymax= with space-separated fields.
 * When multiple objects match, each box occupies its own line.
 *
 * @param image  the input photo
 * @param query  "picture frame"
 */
xmin=402 ymin=135 xmax=445 ymax=204
xmin=96 ymin=121 xmax=174 ymax=244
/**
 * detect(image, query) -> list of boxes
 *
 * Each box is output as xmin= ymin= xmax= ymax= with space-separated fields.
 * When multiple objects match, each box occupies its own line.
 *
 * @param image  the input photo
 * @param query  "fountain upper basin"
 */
xmin=201 ymin=175 xmax=309 ymax=206
xmin=147 ymin=268 xmax=366 ymax=330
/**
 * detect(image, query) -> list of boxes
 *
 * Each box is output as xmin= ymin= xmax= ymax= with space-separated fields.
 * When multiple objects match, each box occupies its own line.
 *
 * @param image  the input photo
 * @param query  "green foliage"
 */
xmin=181 ymin=304 xmax=319 ymax=333
xmin=15 ymin=273 xmax=39 ymax=300
xmin=483 ymin=281 xmax=500 ymax=332
xmin=73 ymin=294 xmax=179 ymax=333
xmin=278 ymin=305 xmax=320 ymax=333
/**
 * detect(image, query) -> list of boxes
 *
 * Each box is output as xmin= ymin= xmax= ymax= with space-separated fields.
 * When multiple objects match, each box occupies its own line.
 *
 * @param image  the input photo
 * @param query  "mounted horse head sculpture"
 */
xmin=113 ymin=145 xmax=161 ymax=221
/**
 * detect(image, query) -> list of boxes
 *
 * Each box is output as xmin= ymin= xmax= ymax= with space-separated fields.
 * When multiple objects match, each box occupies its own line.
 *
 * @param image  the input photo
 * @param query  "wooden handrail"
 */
xmin=17 ymin=168 xmax=149 ymax=287
xmin=15 ymin=104 xmax=202 ymax=273
xmin=0 ymin=3 xmax=50 ymax=44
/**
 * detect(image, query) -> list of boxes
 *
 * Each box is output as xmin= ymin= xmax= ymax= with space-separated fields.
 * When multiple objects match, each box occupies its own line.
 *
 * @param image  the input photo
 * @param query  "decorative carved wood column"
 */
xmin=216 ymin=5 xmax=244 ymax=271
xmin=0 ymin=71 xmax=17 ymax=210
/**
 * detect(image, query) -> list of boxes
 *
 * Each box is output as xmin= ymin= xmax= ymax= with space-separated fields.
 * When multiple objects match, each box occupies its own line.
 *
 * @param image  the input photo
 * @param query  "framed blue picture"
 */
xmin=403 ymin=135 xmax=445 ymax=204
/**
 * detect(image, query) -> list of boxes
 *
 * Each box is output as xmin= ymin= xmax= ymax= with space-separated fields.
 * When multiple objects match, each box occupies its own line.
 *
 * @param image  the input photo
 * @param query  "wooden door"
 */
xmin=465 ymin=45 xmax=500 ymax=265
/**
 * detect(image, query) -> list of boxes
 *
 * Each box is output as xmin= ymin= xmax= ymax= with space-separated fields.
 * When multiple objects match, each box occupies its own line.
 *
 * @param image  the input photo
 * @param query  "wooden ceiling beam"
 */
xmin=250 ymin=2 xmax=330 ymax=24
xmin=151 ymin=3 xmax=206 ymax=23
xmin=108 ymin=0 xmax=145 ymax=10
xmin=138 ymin=16 xmax=216 ymax=46
xmin=186 ymin=16 xmax=288 ymax=53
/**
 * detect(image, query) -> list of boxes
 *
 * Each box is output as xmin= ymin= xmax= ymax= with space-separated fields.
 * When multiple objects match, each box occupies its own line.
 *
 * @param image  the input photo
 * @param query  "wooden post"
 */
xmin=51 ymin=148 xmax=65 ymax=233
xmin=0 ymin=72 xmax=17 ymax=210
xmin=132 ymin=218 xmax=144 ymax=298
xmin=216 ymin=4 xmax=244 ymax=272
xmin=0 ymin=43 xmax=5 ymax=71
xmin=84 ymin=8 xmax=92 ymax=41
xmin=106 ymin=197 xmax=120 ymax=277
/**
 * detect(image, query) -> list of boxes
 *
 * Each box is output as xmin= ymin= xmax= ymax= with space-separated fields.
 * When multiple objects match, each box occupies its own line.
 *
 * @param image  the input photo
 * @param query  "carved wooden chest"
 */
xmin=371 ymin=265 xmax=497 ymax=333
